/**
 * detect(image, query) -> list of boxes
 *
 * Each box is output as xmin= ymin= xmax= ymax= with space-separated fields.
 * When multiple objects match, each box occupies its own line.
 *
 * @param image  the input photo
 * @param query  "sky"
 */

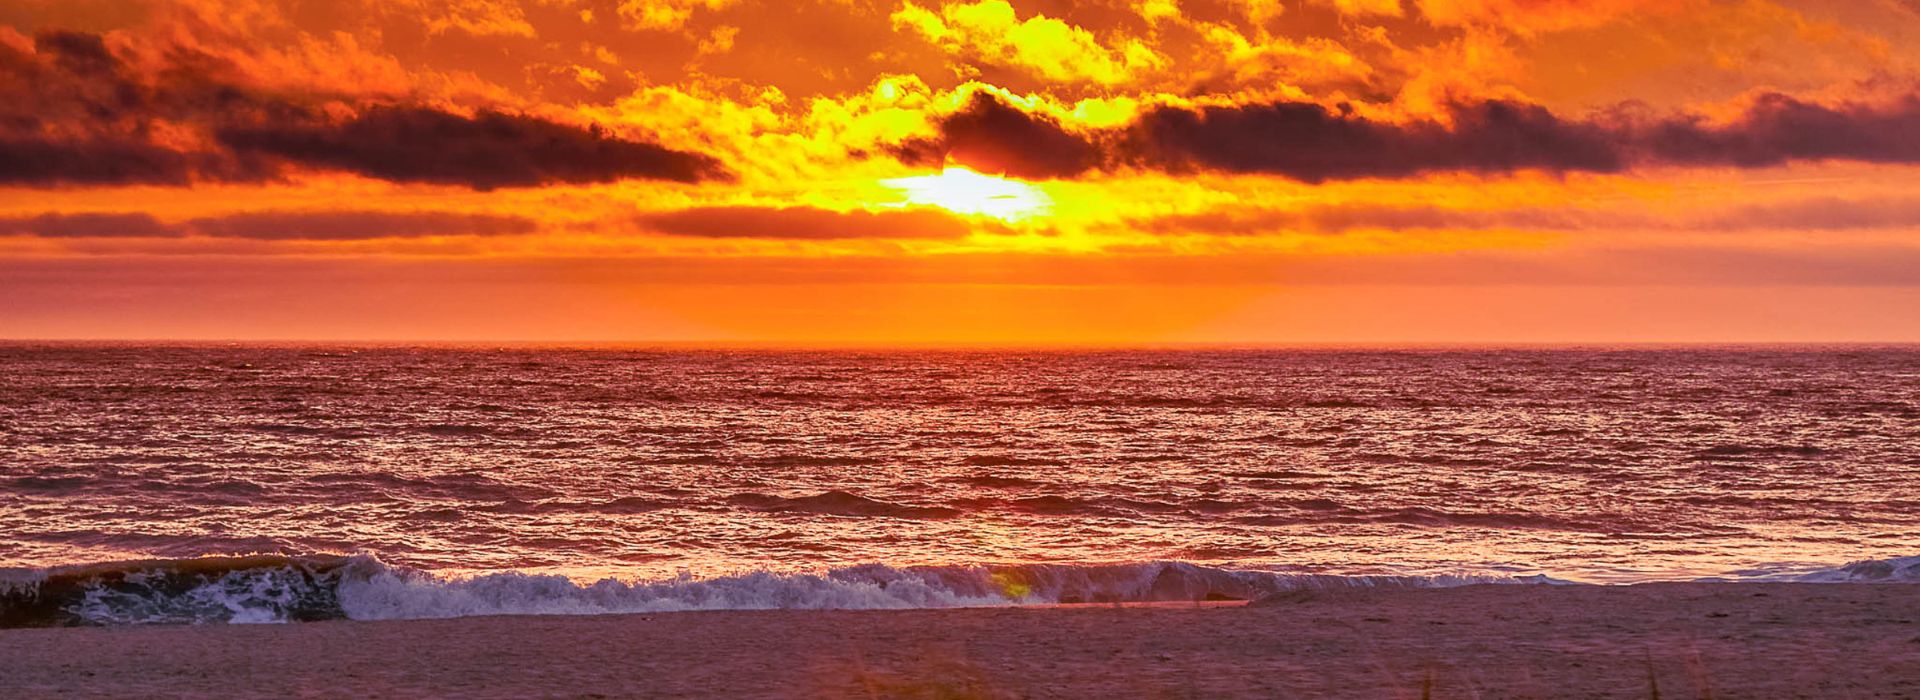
xmin=4 ymin=0 xmax=1920 ymax=343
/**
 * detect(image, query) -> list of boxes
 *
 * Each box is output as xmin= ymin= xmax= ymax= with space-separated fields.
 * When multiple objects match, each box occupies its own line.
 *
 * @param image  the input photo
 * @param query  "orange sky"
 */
xmin=4 ymin=0 xmax=1920 ymax=342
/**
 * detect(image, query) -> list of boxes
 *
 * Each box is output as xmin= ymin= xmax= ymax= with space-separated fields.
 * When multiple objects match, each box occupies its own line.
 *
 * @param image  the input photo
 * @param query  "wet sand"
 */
xmin=3 ymin=583 xmax=1918 ymax=698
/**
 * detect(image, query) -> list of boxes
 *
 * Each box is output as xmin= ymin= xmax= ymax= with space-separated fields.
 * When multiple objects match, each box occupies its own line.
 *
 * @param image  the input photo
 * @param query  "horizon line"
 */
xmin=5 ymin=338 xmax=1919 ymax=350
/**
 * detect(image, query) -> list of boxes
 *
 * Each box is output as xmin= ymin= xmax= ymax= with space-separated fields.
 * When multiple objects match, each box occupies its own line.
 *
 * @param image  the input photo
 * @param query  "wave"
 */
xmin=1700 ymin=555 xmax=1920 ymax=583
xmin=7 ymin=553 xmax=1918 ymax=628
xmin=1692 ymin=443 xmax=1831 ymax=460
xmin=727 ymin=491 xmax=963 ymax=519
xmin=1 ymin=555 xmax=1527 ymax=628
xmin=1794 ymin=556 xmax=1920 ymax=582
xmin=949 ymin=495 xmax=1223 ymax=517
xmin=1231 ymin=506 xmax=1623 ymax=533
xmin=0 ymin=555 xmax=355 ymax=627
xmin=482 ymin=496 xmax=670 ymax=515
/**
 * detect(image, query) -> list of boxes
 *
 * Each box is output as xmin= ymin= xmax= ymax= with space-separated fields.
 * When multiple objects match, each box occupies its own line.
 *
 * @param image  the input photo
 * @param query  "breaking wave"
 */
xmin=1 ymin=555 xmax=1525 ymax=628
xmin=6 ymin=553 xmax=1917 ymax=628
xmin=1793 ymin=555 xmax=1920 ymax=582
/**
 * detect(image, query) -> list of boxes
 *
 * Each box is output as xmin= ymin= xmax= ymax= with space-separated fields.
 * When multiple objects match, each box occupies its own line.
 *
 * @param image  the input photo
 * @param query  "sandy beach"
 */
xmin=2 ymin=582 xmax=1916 ymax=698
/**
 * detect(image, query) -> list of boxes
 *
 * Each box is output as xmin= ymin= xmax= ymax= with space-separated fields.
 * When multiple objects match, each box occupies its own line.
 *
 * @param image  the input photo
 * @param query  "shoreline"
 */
xmin=5 ymin=583 xmax=1918 ymax=698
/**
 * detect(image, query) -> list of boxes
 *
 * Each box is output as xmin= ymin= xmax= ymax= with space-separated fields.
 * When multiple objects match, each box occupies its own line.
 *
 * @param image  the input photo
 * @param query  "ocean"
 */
xmin=3 ymin=344 xmax=1918 ymax=626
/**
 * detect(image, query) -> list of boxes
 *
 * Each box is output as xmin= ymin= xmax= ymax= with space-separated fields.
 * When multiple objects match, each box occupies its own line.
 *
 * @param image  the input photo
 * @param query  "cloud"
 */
xmin=892 ymin=92 xmax=1105 ymax=179
xmin=892 ymin=0 xmax=1164 ymax=85
xmin=0 ymin=137 xmax=242 ymax=187
xmin=0 ymin=30 xmax=275 ymax=186
xmin=1139 ymin=196 xmax=1920 ymax=236
xmin=1124 ymin=98 xmax=1624 ymax=181
xmin=1138 ymin=204 xmax=1601 ymax=235
xmin=895 ymin=93 xmax=1627 ymax=181
xmin=895 ymin=89 xmax=1920 ymax=182
xmin=1318 ymin=0 xmax=1408 ymax=18
xmin=217 ymin=106 xmax=731 ymax=189
xmin=3 ymin=29 xmax=307 ymax=137
xmin=1689 ymin=196 xmax=1920 ymax=231
xmin=635 ymin=206 xmax=975 ymax=239
xmin=1413 ymin=0 xmax=1668 ymax=33
xmin=0 ymin=212 xmax=175 ymax=238
xmin=29 ymin=29 xmax=118 ymax=74
xmin=184 ymin=210 xmax=540 ymax=240
xmin=414 ymin=0 xmax=539 ymax=37
xmin=0 ymin=210 xmax=540 ymax=240
xmin=617 ymin=0 xmax=737 ymax=31
xmin=0 ymin=29 xmax=729 ymax=189
xmin=1638 ymin=92 xmax=1920 ymax=169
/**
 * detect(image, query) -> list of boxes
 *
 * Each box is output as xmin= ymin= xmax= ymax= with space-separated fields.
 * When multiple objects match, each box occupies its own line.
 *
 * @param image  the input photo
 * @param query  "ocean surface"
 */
xmin=3 ymin=344 xmax=1919 ymax=626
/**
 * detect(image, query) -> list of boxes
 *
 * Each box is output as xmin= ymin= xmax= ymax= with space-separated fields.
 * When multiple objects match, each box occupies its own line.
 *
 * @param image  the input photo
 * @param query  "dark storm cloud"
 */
xmin=0 ymin=30 xmax=729 ymax=189
xmin=636 ymin=206 xmax=975 ymax=239
xmin=895 ymin=89 xmax=1920 ymax=182
xmin=892 ymin=92 xmax=1106 ymax=179
xmin=215 ymin=107 xmax=731 ymax=190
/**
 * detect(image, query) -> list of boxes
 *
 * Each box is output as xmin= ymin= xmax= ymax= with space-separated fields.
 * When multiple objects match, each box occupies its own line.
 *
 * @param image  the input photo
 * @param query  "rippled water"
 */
xmin=4 ymin=344 xmax=1918 ymax=604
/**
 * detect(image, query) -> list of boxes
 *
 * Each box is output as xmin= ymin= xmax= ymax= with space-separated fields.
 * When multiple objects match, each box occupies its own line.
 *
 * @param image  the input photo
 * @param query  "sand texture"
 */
xmin=4 ymin=583 xmax=1919 ymax=698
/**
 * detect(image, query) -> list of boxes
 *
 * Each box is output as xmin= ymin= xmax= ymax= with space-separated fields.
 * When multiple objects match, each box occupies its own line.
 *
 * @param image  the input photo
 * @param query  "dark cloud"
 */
xmin=11 ymin=29 xmax=332 ymax=132
xmin=0 ymin=137 xmax=211 ymax=186
xmin=894 ymin=94 xmax=1630 ymax=181
xmin=0 ymin=30 xmax=728 ymax=189
xmin=1140 ymin=204 xmax=1606 ymax=235
xmin=0 ymin=210 xmax=540 ymax=241
xmin=1637 ymin=93 xmax=1920 ymax=168
xmin=1139 ymin=196 xmax=1920 ymax=236
xmin=0 ymin=212 xmax=174 ymax=237
xmin=1697 ymin=196 xmax=1920 ymax=231
xmin=894 ymin=90 xmax=1920 ymax=182
xmin=216 ymin=107 xmax=731 ymax=190
xmin=12 ymin=205 xmax=972 ymax=244
xmin=636 ymin=206 xmax=975 ymax=239
xmin=892 ymin=92 xmax=1105 ymax=179
xmin=1125 ymin=99 xmax=1624 ymax=180
xmin=0 ymin=30 xmax=267 ymax=186
xmin=32 ymin=30 xmax=118 ymax=75
xmin=184 ymin=210 xmax=540 ymax=240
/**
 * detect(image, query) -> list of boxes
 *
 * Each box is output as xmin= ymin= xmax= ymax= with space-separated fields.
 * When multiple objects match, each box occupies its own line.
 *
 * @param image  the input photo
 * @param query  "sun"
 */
xmin=880 ymin=167 xmax=1053 ymax=221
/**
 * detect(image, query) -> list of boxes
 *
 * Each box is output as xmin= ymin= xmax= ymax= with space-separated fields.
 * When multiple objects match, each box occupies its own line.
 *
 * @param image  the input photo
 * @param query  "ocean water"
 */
xmin=3 ymin=344 xmax=1919 ymax=626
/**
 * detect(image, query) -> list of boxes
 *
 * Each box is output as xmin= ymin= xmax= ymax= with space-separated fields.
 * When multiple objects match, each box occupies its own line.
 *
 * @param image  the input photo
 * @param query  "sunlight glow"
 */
xmin=881 ymin=167 xmax=1053 ymax=221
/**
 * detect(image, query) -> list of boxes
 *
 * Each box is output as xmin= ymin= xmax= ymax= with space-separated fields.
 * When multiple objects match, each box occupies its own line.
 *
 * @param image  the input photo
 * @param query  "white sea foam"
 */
xmin=0 ymin=568 xmax=45 ymax=589
xmin=62 ymin=564 xmax=339 ymax=626
xmin=333 ymin=560 xmax=1522 ymax=620
xmin=335 ymin=562 xmax=1530 ymax=621
xmin=335 ymin=567 xmax=1008 ymax=620
xmin=7 ymin=555 xmax=1523 ymax=626
xmin=1793 ymin=556 xmax=1920 ymax=582
xmin=10 ymin=554 xmax=1919 ymax=627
